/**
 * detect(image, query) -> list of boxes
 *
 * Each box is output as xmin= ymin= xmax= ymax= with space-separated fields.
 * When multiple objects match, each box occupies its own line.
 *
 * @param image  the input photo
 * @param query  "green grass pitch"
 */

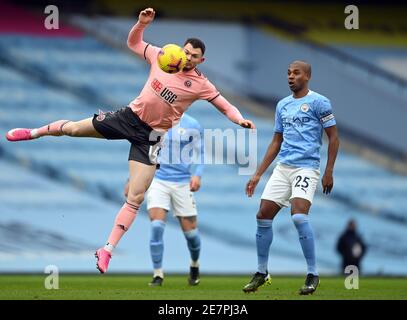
xmin=0 ymin=274 xmax=406 ymax=300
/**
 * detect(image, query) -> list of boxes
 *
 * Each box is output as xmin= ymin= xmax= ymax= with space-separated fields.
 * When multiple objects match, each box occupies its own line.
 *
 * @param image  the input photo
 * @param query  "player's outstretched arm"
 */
xmin=246 ymin=133 xmax=283 ymax=197
xmin=322 ymin=125 xmax=339 ymax=195
xmin=210 ymin=95 xmax=255 ymax=129
xmin=127 ymin=8 xmax=155 ymax=56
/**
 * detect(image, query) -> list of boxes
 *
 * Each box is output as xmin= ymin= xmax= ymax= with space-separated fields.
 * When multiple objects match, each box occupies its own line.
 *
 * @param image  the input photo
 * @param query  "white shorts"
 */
xmin=261 ymin=163 xmax=320 ymax=208
xmin=146 ymin=178 xmax=197 ymax=217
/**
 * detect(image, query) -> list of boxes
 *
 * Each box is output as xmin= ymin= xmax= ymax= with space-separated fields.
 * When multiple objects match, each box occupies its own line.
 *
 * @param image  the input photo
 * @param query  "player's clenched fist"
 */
xmin=139 ymin=8 xmax=155 ymax=25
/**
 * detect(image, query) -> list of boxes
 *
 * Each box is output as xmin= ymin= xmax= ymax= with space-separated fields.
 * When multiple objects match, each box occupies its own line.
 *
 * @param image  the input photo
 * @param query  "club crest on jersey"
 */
xmin=300 ymin=103 xmax=309 ymax=112
xmin=184 ymin=80 xmax=192 ymax=87
xmin=96 ymin=110 xmax=106 ymax=121
xmin=151 ymin=79 xmax=163 ymax=92
xmin=178 ymin=127 xmax=186 ymax=135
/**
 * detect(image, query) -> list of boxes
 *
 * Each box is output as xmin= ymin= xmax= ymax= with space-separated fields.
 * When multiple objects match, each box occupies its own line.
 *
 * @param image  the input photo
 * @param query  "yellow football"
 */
xmin=157 ymin=44 xmax=187 ymax=74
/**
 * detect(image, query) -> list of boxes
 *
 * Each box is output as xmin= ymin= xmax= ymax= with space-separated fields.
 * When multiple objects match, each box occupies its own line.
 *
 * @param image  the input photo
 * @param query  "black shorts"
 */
xmin=92 ymin=107 xmax=163 ymax=166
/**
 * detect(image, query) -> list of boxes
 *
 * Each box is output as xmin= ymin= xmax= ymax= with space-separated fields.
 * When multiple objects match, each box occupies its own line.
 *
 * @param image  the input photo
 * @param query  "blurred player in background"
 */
xmin=6 ymin=8 xmax=255 ymax=274
xmin=336 ymin=219 xmax=367 ymax=275
xmin=125 ymin=113 xmax=204 ymax=287
xmin=243 ymin=61 xmax=339 ymax=295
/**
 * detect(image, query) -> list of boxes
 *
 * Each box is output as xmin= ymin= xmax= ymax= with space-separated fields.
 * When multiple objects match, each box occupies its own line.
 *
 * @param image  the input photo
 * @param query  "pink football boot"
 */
xmin=6 ymin=128 xmax=34 ymax=142
xmin=95 ymin=248 xmax=112 ymax=274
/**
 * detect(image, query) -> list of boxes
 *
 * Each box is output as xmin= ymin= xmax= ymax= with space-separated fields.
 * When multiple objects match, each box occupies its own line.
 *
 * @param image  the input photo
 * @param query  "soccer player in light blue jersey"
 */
xmin=243 ymin=61 xmax=340 ymax=295
xmin=125 ymin=113 xmax=204 ymax=286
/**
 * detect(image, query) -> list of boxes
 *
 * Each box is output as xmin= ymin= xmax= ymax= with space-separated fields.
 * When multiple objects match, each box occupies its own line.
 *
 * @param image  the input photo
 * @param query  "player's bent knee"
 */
xmin=291 ymin=198 xmax=311 ymax=214
xmin=182 ymin=224 xmax=197 ymax=232
xmin=256 ymin=211 xmax=268 ymax=220
xmin=63 ymin=122 xmax=81 ymax=137
xmin=257 ymin=205 xmax=279 ymax=220
xmin=127 ymin=192 xmax=145 ymax=206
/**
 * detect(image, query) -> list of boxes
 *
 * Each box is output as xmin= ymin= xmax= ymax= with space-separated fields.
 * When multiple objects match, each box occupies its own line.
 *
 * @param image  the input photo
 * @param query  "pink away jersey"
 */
xmin=127 ymin=22 xmax=243 ymax=131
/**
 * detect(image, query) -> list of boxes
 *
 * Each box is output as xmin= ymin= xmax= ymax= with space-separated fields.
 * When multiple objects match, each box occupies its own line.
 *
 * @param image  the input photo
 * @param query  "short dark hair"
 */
xmin=184 ymin=38 xmax=206 ymax=55
xmin=290 ymin=60 xmax=312 ymax=77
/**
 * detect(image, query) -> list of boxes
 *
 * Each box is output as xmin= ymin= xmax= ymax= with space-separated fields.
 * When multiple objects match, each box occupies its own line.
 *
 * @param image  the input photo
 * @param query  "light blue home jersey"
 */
xmin=274 ymin=90 xmax=336 ymax=169
xmin=155 ymin=113 xmax=204 ymax=183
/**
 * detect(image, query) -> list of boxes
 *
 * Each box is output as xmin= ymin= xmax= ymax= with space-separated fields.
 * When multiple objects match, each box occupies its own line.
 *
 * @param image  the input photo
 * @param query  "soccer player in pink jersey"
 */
xmin=5 ymin=8 xmax=255 ymax=274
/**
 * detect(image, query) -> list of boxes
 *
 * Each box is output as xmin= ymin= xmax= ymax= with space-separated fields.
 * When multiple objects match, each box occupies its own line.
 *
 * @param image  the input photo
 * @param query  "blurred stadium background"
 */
xmin=0 ymin=0 xmax=406 ymax=279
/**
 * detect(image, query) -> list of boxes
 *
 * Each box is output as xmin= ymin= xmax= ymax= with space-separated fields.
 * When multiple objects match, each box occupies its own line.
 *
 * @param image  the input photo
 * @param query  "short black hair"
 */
xmin=290 ymin=60 xmax=312 ymax=77
xmin=184 ymin=38 xmax=206 ymax=55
